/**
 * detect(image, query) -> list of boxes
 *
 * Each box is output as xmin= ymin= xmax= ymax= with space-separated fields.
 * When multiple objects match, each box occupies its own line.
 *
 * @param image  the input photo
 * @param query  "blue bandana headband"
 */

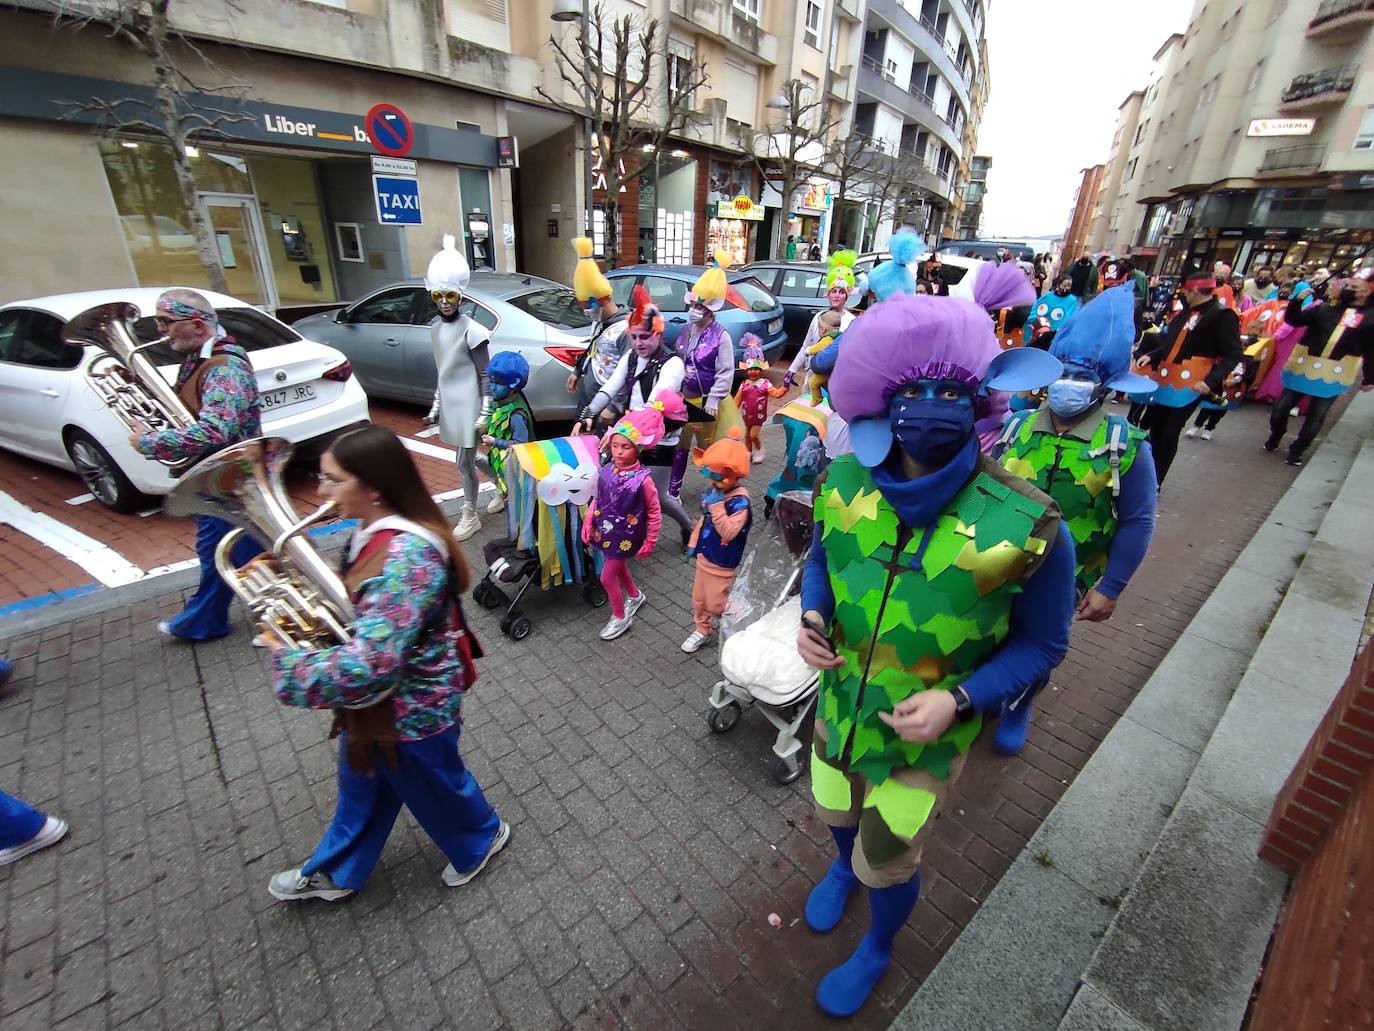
xmin=156 ymin=296 xmax=227 ymax=357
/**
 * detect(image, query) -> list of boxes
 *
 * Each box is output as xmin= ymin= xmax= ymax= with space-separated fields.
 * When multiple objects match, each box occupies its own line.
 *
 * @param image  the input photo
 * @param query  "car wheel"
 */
xmin=65 ymin=430 xmax=146 ymax=513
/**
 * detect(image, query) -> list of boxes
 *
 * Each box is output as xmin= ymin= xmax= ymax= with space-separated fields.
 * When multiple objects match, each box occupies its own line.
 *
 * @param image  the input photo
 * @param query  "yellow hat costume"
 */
xmin=687 ymin=249 xmax=732 ymax=311
xmin=571 ymin=237 xmax=612 ymax=303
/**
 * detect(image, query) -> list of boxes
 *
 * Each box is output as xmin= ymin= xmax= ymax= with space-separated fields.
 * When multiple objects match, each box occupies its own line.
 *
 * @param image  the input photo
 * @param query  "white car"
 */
xmin=0 ymin=287 xmax=370 ymax=512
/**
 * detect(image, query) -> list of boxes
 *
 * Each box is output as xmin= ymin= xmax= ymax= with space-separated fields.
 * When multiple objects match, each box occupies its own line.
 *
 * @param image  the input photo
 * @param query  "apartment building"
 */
xmin=1097 ymin=0 xmax=1374 ymax=278
xmin=960 ymin=154 xmax=991 ymax=237
xmin=1085 ymin=91 xmax=1144 ymax=255
xmin=1062 ymin=164 xmax=1106 ymax=265
xmin=0 ymin=0 xmax=866 ymax=305
xmin=848 ymin=0 xmax=991 ymax=250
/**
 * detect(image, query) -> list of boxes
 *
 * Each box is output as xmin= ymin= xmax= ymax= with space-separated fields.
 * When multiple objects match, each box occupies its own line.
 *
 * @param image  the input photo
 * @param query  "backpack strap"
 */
xmin=1085 ymin=414 xmax=1131 ymax=497
xmin=991 ymin=407 xmax=1036 ymax=459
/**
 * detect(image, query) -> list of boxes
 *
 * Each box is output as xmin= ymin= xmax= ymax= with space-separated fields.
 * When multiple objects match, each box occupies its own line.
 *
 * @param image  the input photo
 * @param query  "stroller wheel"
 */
xmin=707 ymin=701 xmax=741 ymax=734
xmin=474 ymin=579 xmax=503 ymax=610
xmin=771 ymin=753 xmax=805 ymax=785
xmin=507 ymin=613 xmax=533 ymax=641
xmin=582 ymin=582 xmax=608 ymax=608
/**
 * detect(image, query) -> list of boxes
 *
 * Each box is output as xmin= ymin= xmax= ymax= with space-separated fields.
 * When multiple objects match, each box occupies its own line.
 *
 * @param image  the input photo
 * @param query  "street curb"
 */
xmin=891 ymin=390 xmax=1374 ymax=1031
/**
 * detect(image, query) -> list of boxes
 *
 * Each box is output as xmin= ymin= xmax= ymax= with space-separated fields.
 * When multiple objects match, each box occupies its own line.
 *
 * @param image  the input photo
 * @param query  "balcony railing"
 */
xmin=1258 ymin=144 xmax=1326 ymax=172
xmin=1281 ymin=62 xmax=1357 ymax=104
xmin=861 ymin=52 xmax=895 ymax=83
xmin=1310 ymin=0 xmax=1374 ymax=30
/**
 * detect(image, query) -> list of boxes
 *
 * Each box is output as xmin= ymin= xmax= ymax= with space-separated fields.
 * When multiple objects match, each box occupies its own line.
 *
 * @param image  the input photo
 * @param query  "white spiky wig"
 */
xmin=425 ymin=234 xmax=471 ymax=292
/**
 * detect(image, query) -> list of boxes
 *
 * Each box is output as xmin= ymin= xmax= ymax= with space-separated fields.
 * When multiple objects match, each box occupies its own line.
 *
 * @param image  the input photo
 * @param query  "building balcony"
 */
xmin=667 ymin=0 xmax=779 ymax=65
xmin=835 ymin=0 xmax=862 ymax=22
xmin=1257 ymin=143 xmax=1327 ymax=174
xmin=1280 ymin=63 xmax=1358 ymax=109
xmin=828 ymin=64 xmax=854 ymax=104
xmin=857 ymin=56 xmax=962 ymax=153
xmin=1307 ymin=0 xmax=1374 ymax=39
xmin=864 ymin=0 xmax=973 ymax=114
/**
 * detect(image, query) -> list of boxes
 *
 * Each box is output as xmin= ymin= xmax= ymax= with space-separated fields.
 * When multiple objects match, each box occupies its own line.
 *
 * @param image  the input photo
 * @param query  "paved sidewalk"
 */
xmin=0 ymin=404 xmax=1302 ymax=1029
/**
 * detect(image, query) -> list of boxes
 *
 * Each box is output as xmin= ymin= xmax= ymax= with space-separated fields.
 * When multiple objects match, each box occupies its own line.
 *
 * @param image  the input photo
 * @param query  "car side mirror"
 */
xmin=335 ymin=308 xmax=348 ymax=323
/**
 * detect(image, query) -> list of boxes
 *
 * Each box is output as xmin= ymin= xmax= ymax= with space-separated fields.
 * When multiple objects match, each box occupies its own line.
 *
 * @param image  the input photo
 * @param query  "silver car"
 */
xmin=293 ymin=273 xmax=592 ymax=420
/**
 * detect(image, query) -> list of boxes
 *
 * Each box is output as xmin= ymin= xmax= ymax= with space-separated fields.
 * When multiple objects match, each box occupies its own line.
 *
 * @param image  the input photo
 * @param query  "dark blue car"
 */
xmin=604 ymin=264 xmax=788 ymax=360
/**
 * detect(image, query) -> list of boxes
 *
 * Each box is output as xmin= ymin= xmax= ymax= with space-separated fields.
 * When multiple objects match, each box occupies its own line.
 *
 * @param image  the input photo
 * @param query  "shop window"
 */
xmin=246 ymin=154 xmax=338 ymax=305
xmin=643 ymin=276 xmax=688 ymax=312
xmin=349 ymin=288 xmax=420 ymax=325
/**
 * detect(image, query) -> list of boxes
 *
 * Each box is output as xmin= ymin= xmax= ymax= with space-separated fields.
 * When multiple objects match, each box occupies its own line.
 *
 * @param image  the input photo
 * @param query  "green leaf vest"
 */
xmin=486 ymin=394 xmax=533 ymax=487
xmin=817 ymin=453 xmax=1060 ymax=786
xmin=998 ymin=406 xmax=1143 ymax=594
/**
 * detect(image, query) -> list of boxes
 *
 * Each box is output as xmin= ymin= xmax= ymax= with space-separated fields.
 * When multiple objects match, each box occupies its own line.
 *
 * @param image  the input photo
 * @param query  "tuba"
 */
xmin=63 ymin=301 xmax=200 ymax=475
xmin=165 ymin=437 xmax=354 ymax=649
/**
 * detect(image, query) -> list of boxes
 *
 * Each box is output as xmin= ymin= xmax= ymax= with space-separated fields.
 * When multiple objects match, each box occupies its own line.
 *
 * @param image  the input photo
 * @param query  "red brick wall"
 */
xmin=1250 ymin=639 xmax=1374 ymax=1031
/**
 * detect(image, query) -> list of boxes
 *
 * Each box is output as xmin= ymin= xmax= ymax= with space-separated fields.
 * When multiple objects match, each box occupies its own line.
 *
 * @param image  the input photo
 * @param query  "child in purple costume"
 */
xmin=584 ymin=408 xmax=665 ymax=641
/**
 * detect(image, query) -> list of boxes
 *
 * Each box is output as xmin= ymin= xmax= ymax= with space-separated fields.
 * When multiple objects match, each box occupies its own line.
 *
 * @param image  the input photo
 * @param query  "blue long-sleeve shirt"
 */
xmin=1094 ymin=440 xmax=1156 ymax=600
xmin=801 ymin=465 xmax=1076 ymax=714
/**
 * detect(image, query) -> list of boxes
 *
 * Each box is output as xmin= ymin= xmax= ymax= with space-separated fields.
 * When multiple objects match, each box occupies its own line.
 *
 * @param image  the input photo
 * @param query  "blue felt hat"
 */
xmin=1050 ymin=284 xmax=1155 ymax=393
xmin=487 ymin=350 xmax=530 ymax=390
xmin=984 ymin=348 xmax=1063 ymax=392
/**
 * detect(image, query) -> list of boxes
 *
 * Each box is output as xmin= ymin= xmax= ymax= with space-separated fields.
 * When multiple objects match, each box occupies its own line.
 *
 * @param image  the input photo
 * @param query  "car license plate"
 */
xmin=261 ymin=384 xmax=316 ymax=410
xmin=769 ymin=318 xmax=782 ymax=334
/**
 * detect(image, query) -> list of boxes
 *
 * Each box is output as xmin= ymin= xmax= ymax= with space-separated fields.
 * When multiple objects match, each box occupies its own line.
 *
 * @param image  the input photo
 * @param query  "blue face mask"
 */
xmin=889 ymin=381 xmax=975 ymax=468
xmin=1046 ymin=374 xmax=1100 ymax=418
xmin=491 ymin=382 xmax=512 ymax=400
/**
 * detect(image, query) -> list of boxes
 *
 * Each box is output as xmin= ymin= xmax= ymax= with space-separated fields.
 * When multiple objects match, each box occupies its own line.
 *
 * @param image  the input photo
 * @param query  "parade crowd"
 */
xmin=3 ymin=231 xmax=1372 ymax=1021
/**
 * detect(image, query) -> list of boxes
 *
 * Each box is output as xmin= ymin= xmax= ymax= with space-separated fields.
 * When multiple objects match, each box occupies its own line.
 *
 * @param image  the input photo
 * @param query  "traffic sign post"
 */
xmin=364 ymin=102 xmax=414 ymax=158
xmin=373 ymin=175 xmax=423 ymax=225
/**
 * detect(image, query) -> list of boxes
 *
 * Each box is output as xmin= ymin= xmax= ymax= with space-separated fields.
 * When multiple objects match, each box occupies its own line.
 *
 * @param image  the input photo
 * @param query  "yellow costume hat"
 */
xmin=687 ymin=250 xmax=732 ymax=311
xmin=571 ymin=237 xmax=612 ymax=303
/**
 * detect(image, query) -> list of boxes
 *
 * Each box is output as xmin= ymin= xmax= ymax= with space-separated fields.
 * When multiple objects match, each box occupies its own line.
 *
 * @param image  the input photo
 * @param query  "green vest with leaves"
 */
xmin=998 ymin=407 xmax=1142 ymax=594
xmin=816 ymin=454 xmax=1059 ymax=786
xmin=486 ymin=394 xmax=532 ymax=487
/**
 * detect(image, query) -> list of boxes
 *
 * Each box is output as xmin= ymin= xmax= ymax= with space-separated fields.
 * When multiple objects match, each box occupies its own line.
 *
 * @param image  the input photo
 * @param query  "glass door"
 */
xmin=198 ymin=194 xmax=276 ymax=307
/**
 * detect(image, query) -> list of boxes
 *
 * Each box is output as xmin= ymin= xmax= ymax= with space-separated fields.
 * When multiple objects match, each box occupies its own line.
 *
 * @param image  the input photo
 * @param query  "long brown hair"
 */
xmin=329 ymin=425 xmax=470 ymax=593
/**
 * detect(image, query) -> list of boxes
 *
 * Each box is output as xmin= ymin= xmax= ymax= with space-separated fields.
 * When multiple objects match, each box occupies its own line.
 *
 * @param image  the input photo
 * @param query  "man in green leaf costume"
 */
xmin=796 ymin=292 xmax=1076 ymax=1018
xmin=992 ymin=283 xmax=1158 ymax=754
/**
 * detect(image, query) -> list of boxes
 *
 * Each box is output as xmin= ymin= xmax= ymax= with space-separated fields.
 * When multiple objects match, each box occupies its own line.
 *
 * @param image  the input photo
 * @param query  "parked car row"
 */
xmin=7 ymin=259 xmax=903 ymax=511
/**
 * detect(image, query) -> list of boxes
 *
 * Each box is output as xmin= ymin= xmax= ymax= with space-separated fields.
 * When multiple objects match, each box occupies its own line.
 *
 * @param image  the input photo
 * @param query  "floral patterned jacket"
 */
xmin=135 ymin=342 xmax=262 ymax=464
xmin=271 ymin=533 xmax=466 ymax=739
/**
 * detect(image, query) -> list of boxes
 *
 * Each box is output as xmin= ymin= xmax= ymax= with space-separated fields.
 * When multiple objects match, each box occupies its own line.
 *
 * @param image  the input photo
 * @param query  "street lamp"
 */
xmin=551 ymin=0 xmax=597 ymax=256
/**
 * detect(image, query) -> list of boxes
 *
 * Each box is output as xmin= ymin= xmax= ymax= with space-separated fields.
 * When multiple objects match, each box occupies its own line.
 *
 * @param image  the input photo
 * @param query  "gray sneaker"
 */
xmin=0 ymin=816 xmax=68 ymax=867
xmin=623 ymin=591 xmax=647 ymax=619
xmin=442 ymin=820 xmax=511 ymax=887
xmin=599 ymin=614 xmax=633 ymax=640
xmin=268 ymin=868 xmax=354 ymax=902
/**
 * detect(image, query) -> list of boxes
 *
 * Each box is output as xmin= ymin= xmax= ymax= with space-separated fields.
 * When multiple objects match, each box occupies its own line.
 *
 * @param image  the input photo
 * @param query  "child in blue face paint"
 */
xmin=477 ymin=351 xmax=534 ymax=515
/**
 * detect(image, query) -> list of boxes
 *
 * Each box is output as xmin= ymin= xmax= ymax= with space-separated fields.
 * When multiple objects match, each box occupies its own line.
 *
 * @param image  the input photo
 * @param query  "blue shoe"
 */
xmin=815 ymin=876 xmax=921 ymax=1018
xmin=816 ymin=935 xmax=893 ymax=1018
xmin=805 ymin=857 xmax=859 ymax=933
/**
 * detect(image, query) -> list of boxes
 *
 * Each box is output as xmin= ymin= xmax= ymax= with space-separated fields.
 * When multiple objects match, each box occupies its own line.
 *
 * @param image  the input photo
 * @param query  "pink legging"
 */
xmin=600 ymin=558 xmax=641 ymax=619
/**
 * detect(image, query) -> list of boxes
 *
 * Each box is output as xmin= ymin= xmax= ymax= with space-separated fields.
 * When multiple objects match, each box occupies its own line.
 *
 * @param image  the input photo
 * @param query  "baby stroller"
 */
xmin=705 ymin=491 xmax=820 ymax=785
xmin=472 ymin=435 xmax=607 ymax=640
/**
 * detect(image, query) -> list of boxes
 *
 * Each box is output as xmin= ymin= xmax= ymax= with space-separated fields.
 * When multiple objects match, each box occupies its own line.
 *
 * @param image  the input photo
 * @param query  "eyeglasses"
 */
xmin=317 ymin=471 xmax=356 ymax=487
xmin=154 ymin=316 xmax=193 ymax=330
xmin=431 ymin=290 xmax=462 ymax=304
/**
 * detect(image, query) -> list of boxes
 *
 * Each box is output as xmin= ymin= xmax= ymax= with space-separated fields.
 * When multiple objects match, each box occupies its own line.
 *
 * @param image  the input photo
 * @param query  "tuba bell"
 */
xmin=165 ymin=437 xmax=354 ymax=649
xmin=63 ymin=301 xmax=200 ymax=475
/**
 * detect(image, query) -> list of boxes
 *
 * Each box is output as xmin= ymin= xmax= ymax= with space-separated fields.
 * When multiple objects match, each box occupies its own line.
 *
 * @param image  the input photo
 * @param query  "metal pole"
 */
xmin=583 ymin=0 xmax=596 ymax=255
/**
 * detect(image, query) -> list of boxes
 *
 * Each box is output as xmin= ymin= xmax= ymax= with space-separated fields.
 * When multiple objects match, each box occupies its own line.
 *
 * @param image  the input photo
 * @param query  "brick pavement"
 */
xmin=0 ymin=402 xmax=1306 ymax=1029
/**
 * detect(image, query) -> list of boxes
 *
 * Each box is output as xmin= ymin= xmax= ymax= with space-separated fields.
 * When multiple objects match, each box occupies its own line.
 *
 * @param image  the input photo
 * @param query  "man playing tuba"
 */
xmin=131 ymin=289 xmax=264 ymax=642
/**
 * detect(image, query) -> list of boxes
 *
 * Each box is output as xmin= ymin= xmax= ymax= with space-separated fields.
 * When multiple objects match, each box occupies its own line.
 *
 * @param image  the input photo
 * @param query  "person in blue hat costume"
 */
xmin=795 ymin=293 xmax=1076 ymax=1018
xmin=992 ymin=285 xmax=1159 ymax=754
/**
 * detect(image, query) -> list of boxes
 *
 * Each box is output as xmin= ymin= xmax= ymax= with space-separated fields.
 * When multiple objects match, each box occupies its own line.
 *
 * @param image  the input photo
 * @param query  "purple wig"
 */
xmin=973 ymin=260 xmax=1036 ymax=313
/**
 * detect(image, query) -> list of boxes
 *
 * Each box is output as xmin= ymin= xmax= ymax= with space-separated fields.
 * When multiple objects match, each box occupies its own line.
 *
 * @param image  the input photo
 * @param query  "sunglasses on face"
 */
xmin=431 ymin=290 xmax=462 ymax=304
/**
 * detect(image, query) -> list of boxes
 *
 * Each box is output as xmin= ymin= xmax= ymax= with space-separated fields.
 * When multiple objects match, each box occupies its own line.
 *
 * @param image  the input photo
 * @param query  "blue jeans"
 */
xmin=302 ymin=725 xmax=500 ymax=890
xmin=166 ymin=516 xmax=262 ymax=641
xmin=0 ymin=788 xmax=46 ymax=849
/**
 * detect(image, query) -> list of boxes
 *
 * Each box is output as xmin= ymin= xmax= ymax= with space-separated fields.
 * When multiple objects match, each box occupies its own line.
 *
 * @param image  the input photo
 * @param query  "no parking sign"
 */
xmin=364 ymin=102 xmax=414 ymax=158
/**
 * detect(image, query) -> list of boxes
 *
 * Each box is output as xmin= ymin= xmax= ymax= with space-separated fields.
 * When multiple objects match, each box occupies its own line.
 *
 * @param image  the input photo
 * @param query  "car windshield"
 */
xmin=504 ymin=287 xmax=592 ymax=329
xmin=132 ymin=307 xmax=301 ymax=364
xmin=730 ymin=277 xmax=777 ymax=313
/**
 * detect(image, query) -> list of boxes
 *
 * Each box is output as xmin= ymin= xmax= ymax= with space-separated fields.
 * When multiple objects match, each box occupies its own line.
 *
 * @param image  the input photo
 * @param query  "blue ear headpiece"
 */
xmin=1050 ymin=284 xmax=1155 ymax=392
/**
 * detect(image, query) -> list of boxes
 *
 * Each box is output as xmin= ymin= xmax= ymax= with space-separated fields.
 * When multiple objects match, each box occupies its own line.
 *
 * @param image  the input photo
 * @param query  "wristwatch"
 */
xmin=950 ymin=685 xmax=975 ymax=723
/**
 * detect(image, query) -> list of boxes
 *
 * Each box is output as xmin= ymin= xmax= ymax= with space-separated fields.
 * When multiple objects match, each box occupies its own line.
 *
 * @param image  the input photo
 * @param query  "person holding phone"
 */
xmin=794 ymin=294 xmax=1076 ymax=1018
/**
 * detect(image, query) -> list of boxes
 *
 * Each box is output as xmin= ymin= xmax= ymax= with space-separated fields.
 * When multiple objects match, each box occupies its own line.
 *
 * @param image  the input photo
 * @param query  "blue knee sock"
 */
xmin=806 ymin=825 xmax=859 ymax=933
xmin=816 ymin=871 xmax=921 ymax=1019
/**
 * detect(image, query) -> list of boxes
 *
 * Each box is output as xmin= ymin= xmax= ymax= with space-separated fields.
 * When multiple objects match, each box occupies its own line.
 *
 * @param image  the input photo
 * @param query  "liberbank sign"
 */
xmin=0 ymin=66 xmax=500 ymax=166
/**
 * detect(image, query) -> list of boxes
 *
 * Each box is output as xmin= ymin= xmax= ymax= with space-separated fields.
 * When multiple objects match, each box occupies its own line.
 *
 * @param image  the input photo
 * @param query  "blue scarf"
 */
xmin=869 ymin=434 xmax=979 ymax=530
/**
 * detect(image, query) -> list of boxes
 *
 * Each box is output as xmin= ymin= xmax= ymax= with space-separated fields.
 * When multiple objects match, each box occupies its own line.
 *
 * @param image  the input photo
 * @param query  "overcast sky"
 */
xmin=976 ymin=0 xmax=1197 ymax=241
